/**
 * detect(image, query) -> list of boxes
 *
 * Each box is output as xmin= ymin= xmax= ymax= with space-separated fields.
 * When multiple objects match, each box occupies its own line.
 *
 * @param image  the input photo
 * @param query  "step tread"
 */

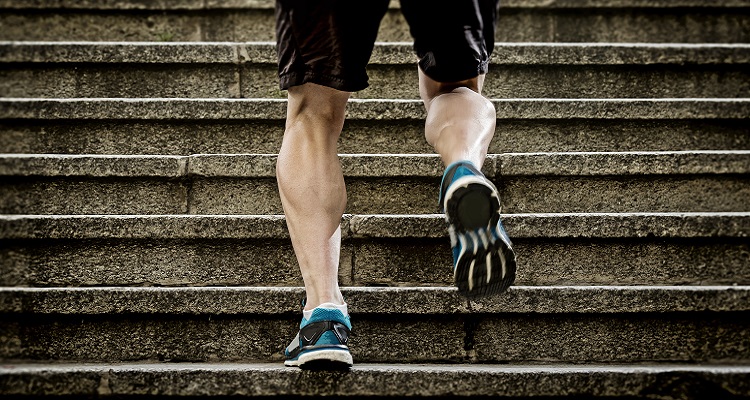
xmin=3 ymin=0 xmax=750 ymax=9
xmin=3 ymin=41 xmax=749 ymax=65
xmin=2 ymin=98 xmax=749 ymax=120
xmin=2 ymin=362 xmax=749 ymax=397
xmin=2 ymin=151 xmax=748 ymax=178
xmin=1 ymin=285 xmax=749 ymax=315
xmin=1 ymin=212 xmax=748 ymax=239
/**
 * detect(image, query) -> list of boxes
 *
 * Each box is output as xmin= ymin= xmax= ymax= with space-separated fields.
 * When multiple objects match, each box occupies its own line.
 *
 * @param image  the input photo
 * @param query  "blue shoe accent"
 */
xmin=284 ymin=306 xmax=353 ymax=369
xmin=440 ymin=161 xmax=517 ymax=298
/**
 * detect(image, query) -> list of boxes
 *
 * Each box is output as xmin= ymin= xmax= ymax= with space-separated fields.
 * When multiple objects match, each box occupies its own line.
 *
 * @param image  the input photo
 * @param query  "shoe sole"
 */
xmin=444 ymin=176 xmax=517 ymax=299
xmin=285 ymin=348 xmax=353 ymax=370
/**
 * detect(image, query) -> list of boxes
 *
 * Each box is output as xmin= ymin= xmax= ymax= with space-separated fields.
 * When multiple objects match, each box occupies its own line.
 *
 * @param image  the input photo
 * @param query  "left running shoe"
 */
xmin=284 ymin=304 xmax=353 ymax=369
xmin=439 ymin=160 xmax=517 ymax=299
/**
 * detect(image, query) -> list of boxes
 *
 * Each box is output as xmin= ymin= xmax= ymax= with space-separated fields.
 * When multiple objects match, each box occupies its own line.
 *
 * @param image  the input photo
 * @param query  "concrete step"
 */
xmin=1 ymin=286 xmax=749 ymax=364
xmin=2 ymin=362 xmax=749 ymax=398
xmin=1 ymin=0 xmax=749 ymax=43
xmin=1 ymin=213 xmax=748 ymax=287
xmin=1 ymin=152 xmax=748 ymax=215
xmin=2 ymin=42 xmax=749 ymax=99
xmin=2 ymin=98 xmax=748 ymax=155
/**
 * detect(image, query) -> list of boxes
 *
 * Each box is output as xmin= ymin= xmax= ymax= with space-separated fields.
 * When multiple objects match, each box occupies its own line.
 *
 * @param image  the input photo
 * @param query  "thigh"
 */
xmin=275 ymin=0 xmax=390 ymax=92
xmin=400 ymin=0 xmax=500 ymax=82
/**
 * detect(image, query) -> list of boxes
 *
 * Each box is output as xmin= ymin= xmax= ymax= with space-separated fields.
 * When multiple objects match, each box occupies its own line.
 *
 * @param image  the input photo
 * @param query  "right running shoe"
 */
xmin=284 ymin=304 xmax=353 ymax=370
xmin=439 ymin=161 xmax=517 ymax=298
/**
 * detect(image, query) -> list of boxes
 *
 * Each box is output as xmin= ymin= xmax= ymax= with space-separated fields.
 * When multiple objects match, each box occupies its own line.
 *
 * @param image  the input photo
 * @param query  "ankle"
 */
xmin=303 ymin=302 xmax=349 ymax=320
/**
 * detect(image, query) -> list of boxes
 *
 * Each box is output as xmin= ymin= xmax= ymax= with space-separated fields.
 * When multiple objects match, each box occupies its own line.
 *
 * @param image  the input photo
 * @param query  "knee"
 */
xmin=285 ymin=83 xmax=350 ymax=140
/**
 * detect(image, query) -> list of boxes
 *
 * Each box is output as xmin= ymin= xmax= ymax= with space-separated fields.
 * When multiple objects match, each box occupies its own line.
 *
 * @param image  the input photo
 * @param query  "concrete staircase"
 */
xmin=1 ymin=0 xmax=749 ymax=398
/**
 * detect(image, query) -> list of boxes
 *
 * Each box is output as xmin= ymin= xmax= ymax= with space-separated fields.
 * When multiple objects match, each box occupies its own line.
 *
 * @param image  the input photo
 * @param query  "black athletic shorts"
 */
xmin=275 ymin=0 xmax=500 ymax=92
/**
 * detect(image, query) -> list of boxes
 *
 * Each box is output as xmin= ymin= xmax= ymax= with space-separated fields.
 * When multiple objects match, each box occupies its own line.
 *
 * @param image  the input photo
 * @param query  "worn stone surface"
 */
xmin=0 ymin=120 xmax=289 ymax=155
xmin=3 ymin=152 xmax=745 ymax=178
xmin=0 ymin=65 xmax=240 ymax=98
xmin=0 ymin=238 xmax=355 ymax=287
xmin=1 ymin=213 xmax=747 ymax=241
xmin=1 ymin=6 xmax=749 ymax=43
xmin=2 ymin=43 xmax=748 ymax=99
xmin=189 ymin=177 xmax=443 ymax=215
xmin=1 ymin=363 xmax=750 ymax=397
xmin=0 ymin=316 xmax=297 ymax=362
xmin=348 ymin=213 xmax=750 ymax=239
xmin=0 ymin=315 xmax=464 ymax=363
xmin=3 ymin=286 xmax=749 ymax=315
xmin=190 ymin=153 xmax=449 ymax=178
xmin=2 ymin=119 xmax=748 ymax=156
xmin=0 ymin=154 xmax=185 ymax=177
xmin=496 ymin=8 xmax=750 ymax=43
xmin=0 ymin=42 xmax=240 ymax=64
xmin=3 ymin=236 xmax=747 ymax=287
xmin=499 ymin=151 xmax=750 ymax=176
xmin=3 ymin=98 xmax=749 ymax=121
xmin=189 ymin=178 xmax=280 ymax=215
xmin=4 ymin=0 xmax=750 ymax=10
xmin=1 ymin=287 xmax=748 ymax=363
xmin=0 ymin=10 xmax=277 ymax=42
xmin=0 ymin=215 xmax=294 ymax=240
xmin=366 ymin=43 xmax=750 ymax=66
xmin=358 ymin=64 xmax=750 ymax=99
xmin=473 ymin=313 xmax=750 ymax=363
xmin=499 ymin=176 xmax=750 ymax=213
xmin=0 ymin=178 xmax=188 ymax=215
xmin=353 ymin=238 xmax=750 ymax=287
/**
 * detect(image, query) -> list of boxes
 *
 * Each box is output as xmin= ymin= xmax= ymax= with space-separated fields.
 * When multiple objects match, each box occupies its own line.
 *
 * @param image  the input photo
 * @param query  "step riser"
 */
xmin=3 ymin=175 xmax=748 ymax=215
xmin=3 ymin=238 xmax=748 ymax=287
xmin=3 ymin=65 xmax=749 ymax=99
xmin=5 ymin=363 xmax=750 ymax=399
xmin=3 ymin=120 xmax=749 ymax=155
xmin=3 ymin=364 xmax=750 ymax=398
xmin=2 ymin=312 xmax=748 ymax=363
xmin=1 ymin=9 xmax=749 ymax=43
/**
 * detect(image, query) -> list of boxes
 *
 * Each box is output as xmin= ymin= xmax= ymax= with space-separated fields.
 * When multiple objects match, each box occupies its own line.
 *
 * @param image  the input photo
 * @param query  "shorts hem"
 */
xmin=279 ymin=71 xmax=368 ymax=93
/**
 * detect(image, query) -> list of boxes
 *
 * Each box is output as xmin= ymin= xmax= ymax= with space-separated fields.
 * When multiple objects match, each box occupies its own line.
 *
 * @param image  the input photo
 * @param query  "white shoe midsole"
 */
xmin=285 ymin=349 xmax=353 ymax=367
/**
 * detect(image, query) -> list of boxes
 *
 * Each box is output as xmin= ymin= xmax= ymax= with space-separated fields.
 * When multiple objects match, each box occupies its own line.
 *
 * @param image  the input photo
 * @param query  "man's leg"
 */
xmin=420 ymin=70 xmax=494 ymax=167
xmin=276 ymin=82 xmax=349 ymax=311
xmin=420 ymin=68 xmax=517 ymax=298
xmin=277 ymin=83 xmax=354 ymax=368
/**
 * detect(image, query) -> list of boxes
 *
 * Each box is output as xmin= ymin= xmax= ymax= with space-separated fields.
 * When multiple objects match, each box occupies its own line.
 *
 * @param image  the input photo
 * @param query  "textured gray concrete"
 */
xmin=2 ymin=213 xmax=746 ymax=240
xmin=0 ymin=238 xmax=356 ymax=287
xmin=498 ymin=151 xmax=750 ymax=176
xmin=0 ymin=65 xmax=244 ymax=98
xmin=353 ymin=238 xmax=750 ymax=287
xmin=499 ymin=176 xmax=750 ymax=213
xmin=0 ymin=154 xmax=185 ymax=177
xmin=1 ymin=4 xmax=749 ymax=43
xmin=0 ymin=287 xmax=748 ymax=364
xmin=3 ymin=98 xmax=749 ymax=121
xmin=2 ymin=236 xmax=747 ymax=287
xmin=2 ymin=119 xmax=748 ymax=156
xmin=2 ymin=286 xmax=748 ymax=315
xmin=0 ymin=215 xmax=294 ymax=239
xmin=0 ymin=178 xmax=189 ymax=214
xmin=473 ymin=314 xmax=750 ymax=363
xmin=4 ymin=0 xmax=750 ymax=9
xmin=347 ymin=213 xmax=750 ymax=239
xmin=1 ymin=362 xmax=749 ymax=397
xmin=5 ymin=152 xmax=745 ymax=214
xmin=0 ymin=315 xmax=466 ymax=363
xmin=4 ymin=152 xmax=746 ymax=178
xmin=2 ymin=43 xmax=748 ymax=98
xmin=2 ymin=215 xmax=748 ymax=287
